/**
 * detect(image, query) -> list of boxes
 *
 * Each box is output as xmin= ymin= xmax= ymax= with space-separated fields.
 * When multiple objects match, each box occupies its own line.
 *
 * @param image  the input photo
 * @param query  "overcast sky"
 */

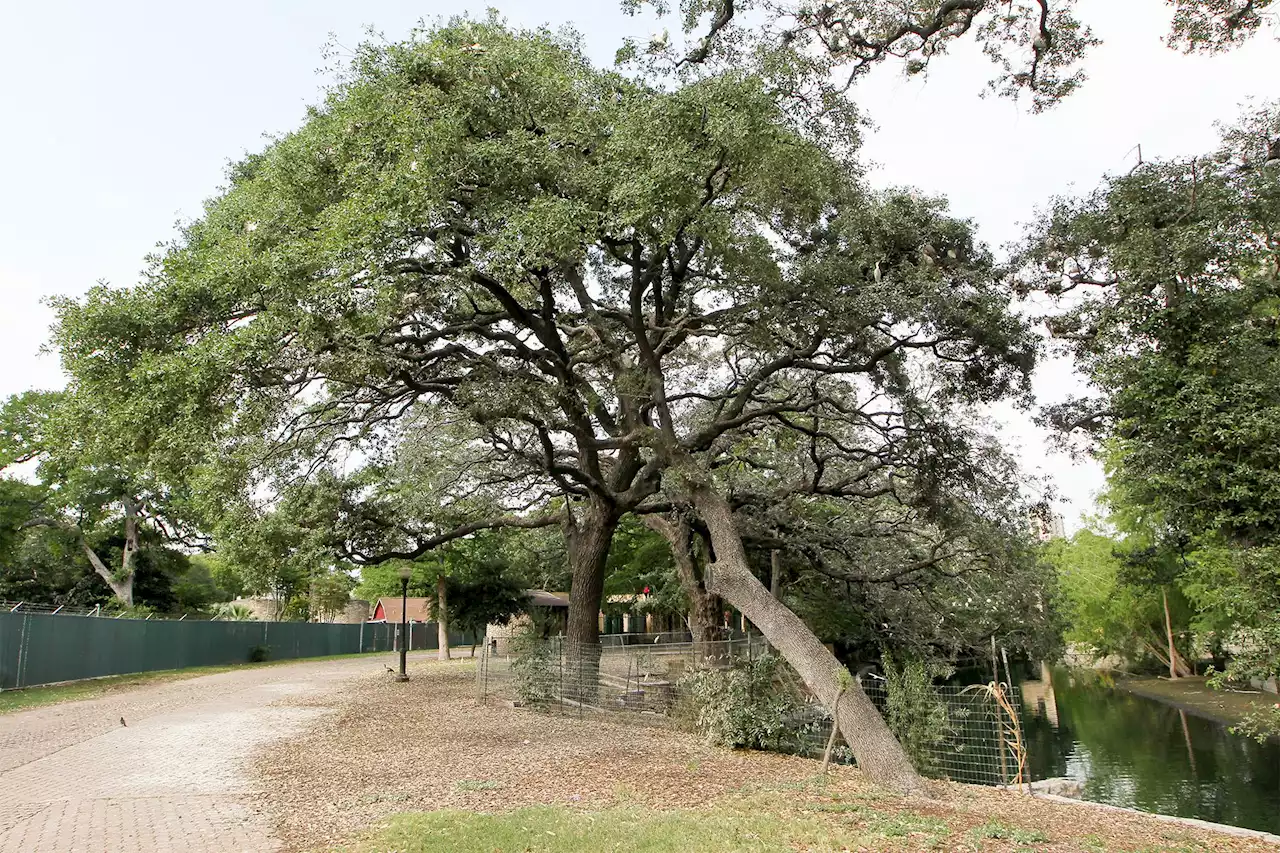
xmin=1 ymin=0 xmax=1276 ymax=529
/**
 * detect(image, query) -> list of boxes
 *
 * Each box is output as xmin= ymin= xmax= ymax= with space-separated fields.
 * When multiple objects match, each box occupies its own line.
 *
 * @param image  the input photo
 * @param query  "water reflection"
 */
xmin=1020 ymin=667 xmax=1280 ymax=834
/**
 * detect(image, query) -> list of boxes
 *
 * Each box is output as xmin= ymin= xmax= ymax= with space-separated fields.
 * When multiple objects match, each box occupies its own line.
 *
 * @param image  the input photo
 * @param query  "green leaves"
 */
xmin=42 ymin=18 xmax=1043 ymax=661
xmin=1167 ymin=0 xmax=1277 ymax=53
xmin=1025 ymin=103 xmax=1280 ymax=549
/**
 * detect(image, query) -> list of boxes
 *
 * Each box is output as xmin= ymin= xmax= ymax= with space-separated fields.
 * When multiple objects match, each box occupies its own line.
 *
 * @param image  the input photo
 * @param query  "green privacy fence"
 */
xmin=0 ymin=612 xmax=478 ymax=690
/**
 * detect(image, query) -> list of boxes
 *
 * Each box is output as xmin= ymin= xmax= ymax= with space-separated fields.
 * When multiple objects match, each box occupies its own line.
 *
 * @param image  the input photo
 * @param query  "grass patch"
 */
xmin=455 ymin=780 xmax=503 ymax=792
xmin=0 ymin=650 xmax=407 ymax=714
xmin=353 ymin=802 xmax=894 ymax=852
xmin=969 ymin=820 xmax=1049 ymax=844
xmin=868 ymin=812 xmax=951 ymax=841
xmin=0 ymin=668 xmax=234 ymax=713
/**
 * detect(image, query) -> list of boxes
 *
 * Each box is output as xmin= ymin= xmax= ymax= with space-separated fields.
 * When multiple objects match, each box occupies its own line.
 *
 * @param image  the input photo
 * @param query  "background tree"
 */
xmin=0 ymin=389 xmax=205 ymax=606
xmin=1020 ymin=103 xmax=1280 ymax=688
xmin=354 ymin=560 xmax=436 ymax=602
xmin=188 ymin=553 xmax=247 ymax=601
xmin=0 ymin=475 xmax=233 ymax=611
xmin=1044 ymin=528 xmax=1194 ymax=675
xmin=447 ymin=560 xmax=531 ymax=657
xmin=214 ymin=476 xmax=357 ymax=620
xmin=354 ymin=531 xmax=532 ymax=656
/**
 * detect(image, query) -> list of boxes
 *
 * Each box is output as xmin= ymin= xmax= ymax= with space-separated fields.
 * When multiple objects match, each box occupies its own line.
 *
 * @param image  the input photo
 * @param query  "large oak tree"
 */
xmin=44 ymin=2 xmax=1274 ymax=788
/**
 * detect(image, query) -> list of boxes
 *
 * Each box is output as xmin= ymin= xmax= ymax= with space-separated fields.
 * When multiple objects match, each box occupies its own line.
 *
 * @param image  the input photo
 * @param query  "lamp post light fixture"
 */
xmin=395 ymin=564 xmax=412 ymax=682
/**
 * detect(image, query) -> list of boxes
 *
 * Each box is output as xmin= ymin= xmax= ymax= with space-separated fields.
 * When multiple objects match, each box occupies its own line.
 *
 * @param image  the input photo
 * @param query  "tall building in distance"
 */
xmin=1028 ymin=503 xmax=1066 ymax=542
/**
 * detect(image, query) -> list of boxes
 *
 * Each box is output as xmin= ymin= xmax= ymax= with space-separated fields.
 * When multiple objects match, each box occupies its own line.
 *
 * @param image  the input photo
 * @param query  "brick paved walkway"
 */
xmin=0 ymin=653 xmax=417 ymax=852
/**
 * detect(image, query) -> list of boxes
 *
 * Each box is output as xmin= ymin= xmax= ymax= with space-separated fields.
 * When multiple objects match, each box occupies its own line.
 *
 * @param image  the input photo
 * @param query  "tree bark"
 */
xmin=564 ymin=498 xmax=619 ymax=703
xmin=436 ymin=574 xmax=451 ymax=661
xmin=688 ymin=481 xmax=926 ymax=795
xmin=770 ymin=550 xmax=782 ymax=599
xmin=1163 ymin=586 xmax=1179 ymax=679
xmin=78 ymin=539 xmax=133 ymax=606
xmin=644 ymin=514 xmax=722 ymax=658
xmin=120 ymin=498 xmax=142 ymax=605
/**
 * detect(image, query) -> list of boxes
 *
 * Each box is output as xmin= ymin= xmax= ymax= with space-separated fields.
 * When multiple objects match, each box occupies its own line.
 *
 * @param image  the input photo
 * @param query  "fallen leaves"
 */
xmin=251 ymin=659 xmax=1277 ymax=852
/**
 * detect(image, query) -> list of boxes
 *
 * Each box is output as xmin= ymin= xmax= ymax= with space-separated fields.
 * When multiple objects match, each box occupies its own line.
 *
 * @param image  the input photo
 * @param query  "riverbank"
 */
xmin=1118 ymin=675 xmax=1274 ymax=727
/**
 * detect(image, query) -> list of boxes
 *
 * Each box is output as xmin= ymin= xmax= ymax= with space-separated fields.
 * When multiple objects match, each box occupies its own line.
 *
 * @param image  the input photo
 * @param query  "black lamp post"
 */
xmin=396 ymin=564 xmax=412 ymax=682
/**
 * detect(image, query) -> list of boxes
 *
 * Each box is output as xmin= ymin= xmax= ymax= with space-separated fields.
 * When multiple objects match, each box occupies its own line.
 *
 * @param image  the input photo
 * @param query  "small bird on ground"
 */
xmin=120 ymin=717 xmax=127 ymax=727
xmin=384 ymin=665 xmax=394 ymax=674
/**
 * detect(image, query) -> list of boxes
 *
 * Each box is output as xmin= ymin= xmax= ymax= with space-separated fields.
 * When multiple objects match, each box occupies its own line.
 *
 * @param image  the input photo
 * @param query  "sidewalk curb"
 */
xmin=1034 ymin=793 xmax=1280 ymax=845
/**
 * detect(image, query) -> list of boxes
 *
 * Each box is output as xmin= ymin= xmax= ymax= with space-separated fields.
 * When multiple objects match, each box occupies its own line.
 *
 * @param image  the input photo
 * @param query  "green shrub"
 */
xmin=103 ymin=603 xmax=157 ymax=620
xmin=678 ymin=653 xmax=808 ymax=752
xmin=248 ymin=644 xmax=270 ymax=663
xmin=210 ymin=602 xmax=256 ymax=621
xmin=510 ymin=632 xmax=556 ymax=707
xmin=881 ymin=653 xmax=953 ymax=777
xmin=1231 ymin=702 xmax=1280 ymax=744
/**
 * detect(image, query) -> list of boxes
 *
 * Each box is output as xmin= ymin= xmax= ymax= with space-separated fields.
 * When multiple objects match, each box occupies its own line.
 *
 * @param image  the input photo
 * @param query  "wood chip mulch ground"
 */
xmin=253 ymin=658 xmax=1277 ymax=852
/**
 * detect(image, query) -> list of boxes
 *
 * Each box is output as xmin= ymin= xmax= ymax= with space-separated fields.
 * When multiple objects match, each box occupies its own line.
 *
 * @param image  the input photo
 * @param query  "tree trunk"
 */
xmin=644 ymin=514 xmax=722 ymax=659
xmin=770 ymin=550 xmax=782 ymax=599
xmin=436 ymin=574 xmax=451 ymax=661
xmin=79 ymin=539 xmax=133 ymax=606
xmin=26 ymin=513 xmax=138 ymax=607
xmin=564 ymin=498 xmax=619 ymax=703
xmin=689 ymin=482 xmax=926 ymax=795
xmin=1163 ymin=586 xmax=1179 ymax=679
xmin=120 ymin=499 xmax=142 ymax=604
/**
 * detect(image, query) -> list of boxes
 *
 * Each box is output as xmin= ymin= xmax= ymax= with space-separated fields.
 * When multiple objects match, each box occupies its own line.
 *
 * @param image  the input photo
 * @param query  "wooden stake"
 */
xmin=821 ymin=688 xmax=845 ymax=773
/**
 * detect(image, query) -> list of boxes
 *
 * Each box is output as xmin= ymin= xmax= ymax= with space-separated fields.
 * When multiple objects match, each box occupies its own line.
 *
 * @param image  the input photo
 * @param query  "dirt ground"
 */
xmin=253 ymin=658 xmax=1279 ymax=852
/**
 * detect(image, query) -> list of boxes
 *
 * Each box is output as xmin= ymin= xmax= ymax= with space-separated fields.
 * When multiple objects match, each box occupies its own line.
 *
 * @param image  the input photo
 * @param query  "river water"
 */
xmin=1021 ymin=668 xmax=1280 ymax=834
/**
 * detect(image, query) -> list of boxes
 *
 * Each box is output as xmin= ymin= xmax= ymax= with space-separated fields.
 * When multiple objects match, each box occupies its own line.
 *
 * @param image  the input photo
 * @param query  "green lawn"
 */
xmin=0 ymin=650 xmax=397 ymax=714
xmin=349 ymin=802 xmax=954 ymax=853
xmin=344 ymin=788 xmax=1067 ymax=853
xmin=341 ymin=787 xmax=1252 ymax=853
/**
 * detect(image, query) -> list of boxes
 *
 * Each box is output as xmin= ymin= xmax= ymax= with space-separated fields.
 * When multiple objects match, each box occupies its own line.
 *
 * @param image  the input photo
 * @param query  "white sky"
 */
xmin=1 ymin=0 xmax=1277 ymax=530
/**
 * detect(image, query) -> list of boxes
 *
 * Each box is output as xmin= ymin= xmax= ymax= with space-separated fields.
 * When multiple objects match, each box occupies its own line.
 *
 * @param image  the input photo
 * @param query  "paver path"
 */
xmin=0 ymin=653 xmax=418 ymax=852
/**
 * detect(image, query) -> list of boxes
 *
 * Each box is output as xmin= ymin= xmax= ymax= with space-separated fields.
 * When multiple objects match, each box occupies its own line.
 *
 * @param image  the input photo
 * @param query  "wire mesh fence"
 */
xmin=797 ymin=680 xmax=1028 ymax=787
xmin=477 ymin=635 xmax=1026 ymax=788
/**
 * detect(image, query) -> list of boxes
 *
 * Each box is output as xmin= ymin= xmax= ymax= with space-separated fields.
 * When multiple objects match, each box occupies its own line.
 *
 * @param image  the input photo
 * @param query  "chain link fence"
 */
xmin=477 ymin=635 xmax=1025 ymax=787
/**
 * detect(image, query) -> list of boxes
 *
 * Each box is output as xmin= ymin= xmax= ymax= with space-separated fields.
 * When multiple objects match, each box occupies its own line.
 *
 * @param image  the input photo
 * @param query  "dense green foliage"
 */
xmin=679 ymin=653 xmax=809 ymax=752
xmin=880 ymin=654 xmax=952 ymax=776
xmin=1024 ymin=105 xmax=1280 ymax=698
xmin=1043 ymin=528 xmax=1195 ymax=673
xmin=0 ymin=476 xmax=235 ymax=612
